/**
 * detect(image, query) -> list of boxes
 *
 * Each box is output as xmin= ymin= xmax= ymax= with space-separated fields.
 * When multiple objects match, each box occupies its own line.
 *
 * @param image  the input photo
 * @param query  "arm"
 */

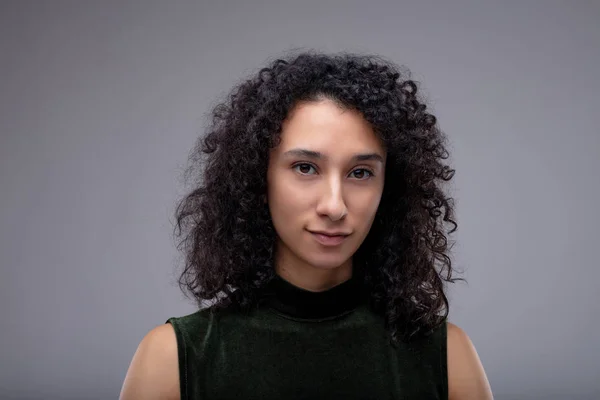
xmin=119 ymin=323 xmax=180 ymax=400
xmin=447 ymin=322 xmax=494 ymax=400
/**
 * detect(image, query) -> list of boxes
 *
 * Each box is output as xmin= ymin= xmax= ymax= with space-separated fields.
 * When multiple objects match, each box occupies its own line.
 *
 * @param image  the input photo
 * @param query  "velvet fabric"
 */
xmin=166 ymin=275 xmax=447 ymax=399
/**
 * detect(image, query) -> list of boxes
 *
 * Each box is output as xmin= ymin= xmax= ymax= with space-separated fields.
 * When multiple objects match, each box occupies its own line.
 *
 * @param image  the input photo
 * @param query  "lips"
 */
xmin=309 ymin=231 xmax=349 ymax=246
xmin=309 ymin=230 xmax=351 ymax=237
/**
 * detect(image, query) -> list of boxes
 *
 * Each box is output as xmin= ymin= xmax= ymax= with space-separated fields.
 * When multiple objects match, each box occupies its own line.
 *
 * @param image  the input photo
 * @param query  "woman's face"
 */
xmin=267 ymin=99 xmax=386 ymax=286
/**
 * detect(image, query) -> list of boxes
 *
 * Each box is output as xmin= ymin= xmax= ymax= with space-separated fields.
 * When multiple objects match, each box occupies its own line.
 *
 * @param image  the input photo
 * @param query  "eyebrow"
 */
xmin=283 ymin=148 xmax=385 ymax=164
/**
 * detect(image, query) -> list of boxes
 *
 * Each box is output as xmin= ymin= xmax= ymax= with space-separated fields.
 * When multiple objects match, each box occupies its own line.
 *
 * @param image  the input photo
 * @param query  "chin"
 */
xmin=302 ymin=254 xmax=351 ymax=270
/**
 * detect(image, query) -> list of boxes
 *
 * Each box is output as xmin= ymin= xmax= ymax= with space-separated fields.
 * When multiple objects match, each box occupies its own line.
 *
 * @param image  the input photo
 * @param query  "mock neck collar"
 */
xmin=260 ymin=273 xmax=366 ymax=321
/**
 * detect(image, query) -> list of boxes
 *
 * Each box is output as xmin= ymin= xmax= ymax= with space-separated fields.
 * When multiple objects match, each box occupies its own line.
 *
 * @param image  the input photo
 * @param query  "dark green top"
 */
xmin=166 ymin=274 xmax=448 ymax=399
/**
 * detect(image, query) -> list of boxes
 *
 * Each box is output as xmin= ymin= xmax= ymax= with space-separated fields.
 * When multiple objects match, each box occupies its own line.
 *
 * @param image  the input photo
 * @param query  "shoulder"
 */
xmin=446 ymin=322 xmax=494 ymax=400
xmin=168 ymin=308 xmax=214 ymax=333
xmin=119 ymin=323 xmax=180 ymax=400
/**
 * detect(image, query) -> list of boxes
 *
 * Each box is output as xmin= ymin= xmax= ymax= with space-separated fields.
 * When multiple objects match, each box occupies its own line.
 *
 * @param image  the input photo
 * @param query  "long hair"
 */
xmin=173 ymin=50 xmax=462 ymax=342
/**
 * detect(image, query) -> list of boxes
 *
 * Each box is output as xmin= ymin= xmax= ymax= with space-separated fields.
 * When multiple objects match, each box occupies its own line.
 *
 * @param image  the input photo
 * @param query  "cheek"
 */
xmin=268 ymin=179 xmax=309 ymax=225
xmin=351 ymin=191 xmax=383 ymax=227
xmin=270 ymin=169 xmax=317 ymax=203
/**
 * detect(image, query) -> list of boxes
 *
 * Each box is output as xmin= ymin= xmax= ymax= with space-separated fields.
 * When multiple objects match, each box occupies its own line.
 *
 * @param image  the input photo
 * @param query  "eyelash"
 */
xmin=292 ymin=162 xmax=375 ymax=179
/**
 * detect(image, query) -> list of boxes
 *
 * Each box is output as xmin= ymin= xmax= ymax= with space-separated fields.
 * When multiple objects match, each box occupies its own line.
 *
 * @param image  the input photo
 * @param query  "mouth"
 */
xmin=308 ymin=231 xmax=350 ymax=246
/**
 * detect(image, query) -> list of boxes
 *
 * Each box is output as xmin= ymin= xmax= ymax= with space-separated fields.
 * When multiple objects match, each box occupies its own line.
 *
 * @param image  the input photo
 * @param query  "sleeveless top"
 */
xmin=166 ymin=274 xmax=448 ymax=400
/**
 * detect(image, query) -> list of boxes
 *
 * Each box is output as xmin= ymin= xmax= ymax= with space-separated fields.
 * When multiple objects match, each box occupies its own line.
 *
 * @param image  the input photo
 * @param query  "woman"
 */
xmin=120 ymin=51 xmax=493 ymax=399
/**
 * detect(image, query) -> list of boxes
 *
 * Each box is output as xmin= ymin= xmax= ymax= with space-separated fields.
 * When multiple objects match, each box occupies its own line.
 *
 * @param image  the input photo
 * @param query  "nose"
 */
xmin=315 ymin=177 xmax=348 ymax=221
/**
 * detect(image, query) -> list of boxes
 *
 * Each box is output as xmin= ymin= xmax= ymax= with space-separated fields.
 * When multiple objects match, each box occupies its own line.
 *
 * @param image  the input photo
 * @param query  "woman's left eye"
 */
xmin=351 ymin=169 xmax=374 ymax=179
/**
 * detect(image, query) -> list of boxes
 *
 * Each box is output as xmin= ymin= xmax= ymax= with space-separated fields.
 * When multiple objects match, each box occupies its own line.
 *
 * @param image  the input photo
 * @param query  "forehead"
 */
xmin=274 ymin=100 xmax=385 ymax=156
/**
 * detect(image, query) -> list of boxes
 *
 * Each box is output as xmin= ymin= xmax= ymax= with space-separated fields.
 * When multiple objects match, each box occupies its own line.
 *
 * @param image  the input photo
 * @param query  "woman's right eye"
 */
xmin=293 ymin=163 xmax=317 ymax=175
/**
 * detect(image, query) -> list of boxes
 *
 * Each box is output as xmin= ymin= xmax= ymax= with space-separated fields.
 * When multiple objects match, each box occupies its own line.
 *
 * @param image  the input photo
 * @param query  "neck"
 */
xmin=273 ymin=244 xmax=353 ymax=292
xmin=261 ymin=269 xmax=365 ymax=320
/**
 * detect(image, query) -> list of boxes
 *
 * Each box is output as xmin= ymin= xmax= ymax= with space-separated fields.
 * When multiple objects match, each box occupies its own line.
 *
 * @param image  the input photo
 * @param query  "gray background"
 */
xmin=1 ymin=1 xmax=598 ymax=399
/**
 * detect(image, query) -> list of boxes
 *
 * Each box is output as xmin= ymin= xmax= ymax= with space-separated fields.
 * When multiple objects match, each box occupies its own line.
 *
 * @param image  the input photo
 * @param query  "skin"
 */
xmin=267 ymin=99 xmax=386 ymax=292
xmin=119 ymin=99 xmax=493 ymax=400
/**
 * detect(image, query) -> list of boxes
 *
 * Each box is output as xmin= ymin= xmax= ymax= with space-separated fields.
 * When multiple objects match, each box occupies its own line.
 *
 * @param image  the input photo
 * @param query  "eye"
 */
xmin=293 ymin=163 xmax=317 ymax=175
xmin=351 ymin=168 xmax=374 ymax=180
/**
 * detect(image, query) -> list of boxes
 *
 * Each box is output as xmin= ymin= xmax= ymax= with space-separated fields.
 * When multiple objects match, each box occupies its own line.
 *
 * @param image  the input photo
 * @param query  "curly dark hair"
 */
xmin=173 ymin=50 xmax=462 ymax=343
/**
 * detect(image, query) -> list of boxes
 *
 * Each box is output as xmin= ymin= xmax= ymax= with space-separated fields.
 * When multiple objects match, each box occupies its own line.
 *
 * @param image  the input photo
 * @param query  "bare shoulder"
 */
xmin=446 ymin=322 xmax=494 ymax=400
xmin=119 ymin=323 xmax=180 ymax=400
